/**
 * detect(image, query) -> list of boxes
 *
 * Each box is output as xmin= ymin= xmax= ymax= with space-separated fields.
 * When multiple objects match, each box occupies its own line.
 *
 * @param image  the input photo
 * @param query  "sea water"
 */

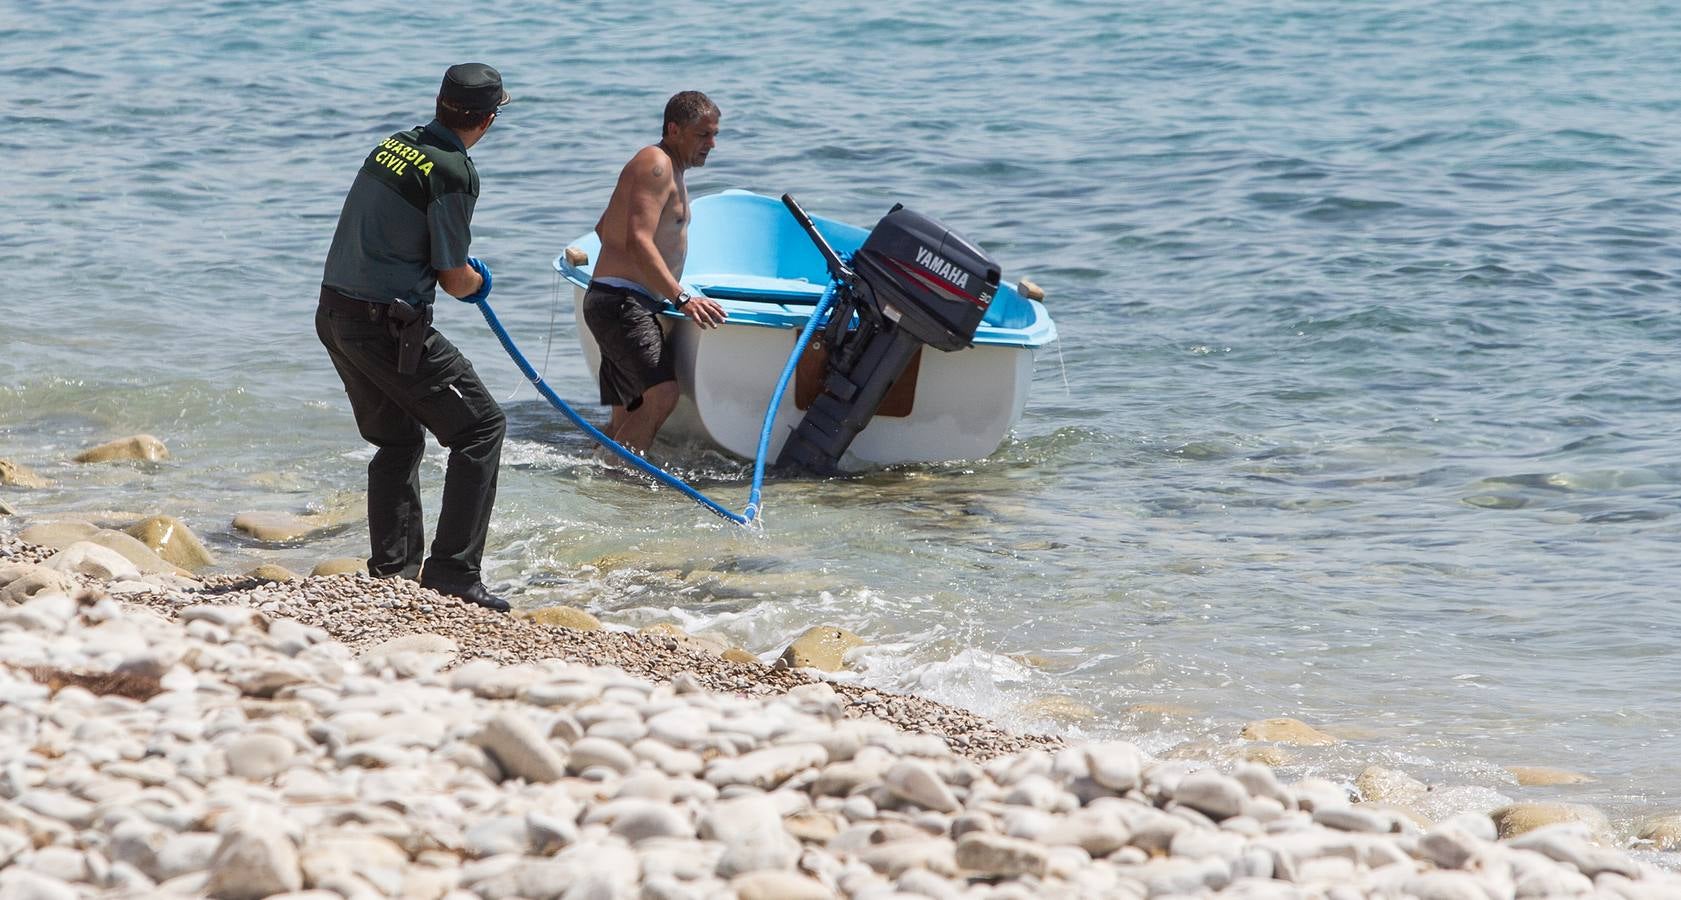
xmin=4 ymin=0 xmax=1680 ymax=834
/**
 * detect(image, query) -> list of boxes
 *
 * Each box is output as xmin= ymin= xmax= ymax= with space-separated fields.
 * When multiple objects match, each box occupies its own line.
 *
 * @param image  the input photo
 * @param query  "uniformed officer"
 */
xmin=315 ymin=63 xmax=512 ymax=612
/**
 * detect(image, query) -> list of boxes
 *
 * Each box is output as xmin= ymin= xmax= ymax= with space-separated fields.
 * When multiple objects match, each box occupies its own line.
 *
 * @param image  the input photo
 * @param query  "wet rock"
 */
xmin=775 ymin=625 xmax=863 ymax=671
xmin=1490 ymin=802 xmax=1611 ymax=841
xmin=1240 ymin=717 xmax=1339 ymax=746
xmin=1506 ymin=765 xmax=1595 ymax=786
xmin=722 ymin=647 xmax=759 ymax=664
xmin=18 ymin=521 xmax=99 ymax=549
xmin=1356 ymin=765 xmax=1429 ymax=805
xmin=519 ymin=605 xmax=601 ymax=630
xmin=231 ymin=511 xmax=337 ymax=543
xmin=1636 ymin=813 xmax=1681 ymax=851
xmin=1243 ymin=744 xmax=1294 ymax=767
xmin=246 ymin=564 xmax=302 ymax=582
xmin=125 ymin=515 xmax=215 ymax=570
xmin=0 ymin=459 xmax=51 ymax=488
xmin=74 ymin=434 xmax=169 ymax=464
xmin=309 ymin=558 xmax=364 ymax=577
xmin=1025 ymin=694 xmax=1101 ymax=723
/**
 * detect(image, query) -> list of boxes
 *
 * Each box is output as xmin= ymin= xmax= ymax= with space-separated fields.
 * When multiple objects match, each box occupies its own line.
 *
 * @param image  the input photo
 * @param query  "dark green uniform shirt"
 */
xmin=322 ymin=119 xmax=478 ymax=306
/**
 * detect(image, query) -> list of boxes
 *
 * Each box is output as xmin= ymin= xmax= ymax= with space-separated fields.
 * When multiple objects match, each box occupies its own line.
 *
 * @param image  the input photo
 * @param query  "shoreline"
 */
xmin=4 ymin=532 xmax=1681 ymax=897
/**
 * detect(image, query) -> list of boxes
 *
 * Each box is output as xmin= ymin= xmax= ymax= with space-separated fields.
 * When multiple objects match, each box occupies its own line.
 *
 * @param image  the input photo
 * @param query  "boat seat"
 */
xmin=687 ymin=272 xmax=828 ymax=304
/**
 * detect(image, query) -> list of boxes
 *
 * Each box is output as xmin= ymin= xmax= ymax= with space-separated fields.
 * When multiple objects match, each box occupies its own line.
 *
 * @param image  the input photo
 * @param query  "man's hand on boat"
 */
xmin=678 ymin=289 xmax=728 ymax=329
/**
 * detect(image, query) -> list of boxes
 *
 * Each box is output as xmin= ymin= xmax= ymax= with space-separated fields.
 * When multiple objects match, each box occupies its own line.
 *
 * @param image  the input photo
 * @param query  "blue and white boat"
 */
xmin=554 ymin=189 xmax=1057 ymax=472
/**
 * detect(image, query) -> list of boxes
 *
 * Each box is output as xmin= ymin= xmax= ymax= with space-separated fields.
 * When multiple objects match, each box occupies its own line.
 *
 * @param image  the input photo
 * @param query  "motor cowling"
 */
xmin=850 ymin=206 xmax=1000 ymax=351
xmin=775 ymin=204 xmax=1002 ymax=474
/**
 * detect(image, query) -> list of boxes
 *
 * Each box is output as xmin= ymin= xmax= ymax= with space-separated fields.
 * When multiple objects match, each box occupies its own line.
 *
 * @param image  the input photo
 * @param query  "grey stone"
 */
xmin=471 ymin=712 xmax=568 ymax=783
xmin=1085 ymin=741 xmax=1145 ymax=792
xmin=0 ymin=869 xmax=78 ymax=900
xmin=1417 ymin=823 xmax=1483 ymax=870
xmin=955 ymin=832 xmax=1048 ymax=878
xmin=525 ymin=808 xmax=580 ymax=854
xmin=645 ymin=708 xmax=711 ymax=748
xmin=224 ymin=733 xmax=295 ymax=781
xmin=731 ymin=870 xmax=837 ymax=900
xmin=698 ymin=794 xmax=800 ymax=876
xmin=21 ymin=846 xmax=91 ymax=884
xmin=154 ymin=832 xmax=224 ymax=881
xmin=465 ymin=815 xmax=530 ymax=858
xmin=46 ymin=541 xmax=140 ymax=581
xmin=602 ymin=799 xmax=693 ymax=844
xmin=1401 ymin=871 xmax=1494 ymax=900
xmin=1233 ymin=762 xmax=1292 ymax=806
xmin=566 ymin=736 xmax=636 ymax=775
xmin=17 ymin=790 xmax=95 ymax=829
xmin=883 ymin=759 xmax=960 ymax=813
xmin=204 ymin=823 xmax=303 ymax=900
xmin=1314 ymin=805 xmax=1394 ymax=833
xmin=1508 ymin=847 xmax=1594 ymax=896
xmin=705 ymin=743 xmax=828 ymax=790
xmin=1173 ymin=769 xmax=1248 ymax=821
xmin=1508 ymin=824 xmax=1639 ymax=879
xmin=859 ymin=838 xmax=960 ymax=878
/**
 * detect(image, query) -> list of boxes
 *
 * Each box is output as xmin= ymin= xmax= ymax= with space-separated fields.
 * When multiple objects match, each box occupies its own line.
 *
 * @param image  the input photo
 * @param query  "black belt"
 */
xmin=320 ymin=286 xmax=404 ymax=320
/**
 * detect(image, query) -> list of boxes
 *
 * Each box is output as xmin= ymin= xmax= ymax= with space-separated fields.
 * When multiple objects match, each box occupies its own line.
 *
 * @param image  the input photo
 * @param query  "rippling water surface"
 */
xmin=5 ymin=0 xmax=1681 ymax=835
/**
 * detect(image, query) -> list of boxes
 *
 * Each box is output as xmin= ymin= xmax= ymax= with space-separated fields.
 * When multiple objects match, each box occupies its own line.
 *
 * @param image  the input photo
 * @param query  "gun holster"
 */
xmin=386 ymin=300 xmax=432 ymax=375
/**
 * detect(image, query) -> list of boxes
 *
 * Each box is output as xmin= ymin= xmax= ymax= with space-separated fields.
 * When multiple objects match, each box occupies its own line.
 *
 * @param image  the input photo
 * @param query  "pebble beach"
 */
xmin=4 ymin=515 xmax=1681 ymax=898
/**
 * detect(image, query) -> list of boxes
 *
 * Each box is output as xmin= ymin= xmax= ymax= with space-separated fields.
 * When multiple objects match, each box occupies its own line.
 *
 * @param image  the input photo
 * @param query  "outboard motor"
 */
xmin=776 ymin=194 xmax=1001 ymax=475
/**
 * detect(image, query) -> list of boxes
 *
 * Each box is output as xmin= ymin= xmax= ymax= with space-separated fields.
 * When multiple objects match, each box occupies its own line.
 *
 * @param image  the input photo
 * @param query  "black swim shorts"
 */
xmin=582 ymin=282 xmax=675 ymax=411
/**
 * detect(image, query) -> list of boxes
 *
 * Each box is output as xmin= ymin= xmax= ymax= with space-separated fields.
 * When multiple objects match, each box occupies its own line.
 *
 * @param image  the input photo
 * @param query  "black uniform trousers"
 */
xmin=315 ymin=294 xmax=505 ymax=587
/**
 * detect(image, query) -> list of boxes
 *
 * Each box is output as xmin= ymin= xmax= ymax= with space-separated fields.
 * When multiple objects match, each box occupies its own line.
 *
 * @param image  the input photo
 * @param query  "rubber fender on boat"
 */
xmin=1017 ymin=278 xmax=1045 ymax=301
xmin=564 ymin=246 xmax=590 ymax=266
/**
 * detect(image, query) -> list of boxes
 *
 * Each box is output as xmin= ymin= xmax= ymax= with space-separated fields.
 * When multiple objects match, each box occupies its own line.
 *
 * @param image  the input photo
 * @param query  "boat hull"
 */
xmin=571 ymin=287 xmax=1034 ymax=471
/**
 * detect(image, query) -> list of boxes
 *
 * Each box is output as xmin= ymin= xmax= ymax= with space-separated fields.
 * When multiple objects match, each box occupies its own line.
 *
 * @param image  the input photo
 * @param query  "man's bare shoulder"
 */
xmin=618 ymin=145 xmax=675 ymax=184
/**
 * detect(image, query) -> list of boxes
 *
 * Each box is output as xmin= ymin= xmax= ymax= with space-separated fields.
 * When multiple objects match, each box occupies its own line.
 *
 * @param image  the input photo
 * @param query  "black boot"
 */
xmin=421 ymin=578 xmax=510 ymax=613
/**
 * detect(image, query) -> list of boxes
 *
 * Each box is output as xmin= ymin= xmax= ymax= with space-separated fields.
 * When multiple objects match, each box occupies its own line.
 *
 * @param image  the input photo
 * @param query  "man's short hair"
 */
xmin=663 ymin=91 xmax=718 ymax=135
xmin=437 ymin=100 xmax=496 ymax=132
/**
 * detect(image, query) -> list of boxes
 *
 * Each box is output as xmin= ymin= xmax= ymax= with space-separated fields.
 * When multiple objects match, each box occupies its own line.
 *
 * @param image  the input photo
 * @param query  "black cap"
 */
xmin=438 ymin=63 xmax=510 ymax=114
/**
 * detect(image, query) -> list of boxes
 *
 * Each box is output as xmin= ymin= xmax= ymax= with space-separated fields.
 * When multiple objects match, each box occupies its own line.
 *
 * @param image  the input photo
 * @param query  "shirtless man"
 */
xmin=584 ymin=91 xmax=728 ymax=455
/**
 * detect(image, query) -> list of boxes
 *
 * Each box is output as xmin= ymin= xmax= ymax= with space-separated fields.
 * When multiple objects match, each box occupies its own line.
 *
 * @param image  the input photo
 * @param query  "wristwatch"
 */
xmin=672 ymin=290 xmax=695 ymax=309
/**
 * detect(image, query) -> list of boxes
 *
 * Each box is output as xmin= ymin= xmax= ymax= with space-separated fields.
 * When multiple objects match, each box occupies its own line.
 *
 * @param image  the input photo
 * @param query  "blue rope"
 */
xmin=472 ymin=280 xmax=838 ymax=527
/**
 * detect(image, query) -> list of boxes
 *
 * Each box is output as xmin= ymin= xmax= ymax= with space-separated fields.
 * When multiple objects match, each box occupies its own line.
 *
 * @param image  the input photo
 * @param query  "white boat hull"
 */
xmin=572 ymin=287 xmax=1033 ymax=471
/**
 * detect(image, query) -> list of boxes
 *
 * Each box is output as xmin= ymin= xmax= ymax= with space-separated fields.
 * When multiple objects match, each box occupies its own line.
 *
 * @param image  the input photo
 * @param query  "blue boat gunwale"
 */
xmin=552 ymin=190 xmax=1057 ymax=349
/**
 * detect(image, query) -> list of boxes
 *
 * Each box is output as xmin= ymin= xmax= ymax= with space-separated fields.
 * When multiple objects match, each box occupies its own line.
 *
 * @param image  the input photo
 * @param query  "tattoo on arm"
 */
xmin=651 ymin=163 xmax=664 ymax=178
